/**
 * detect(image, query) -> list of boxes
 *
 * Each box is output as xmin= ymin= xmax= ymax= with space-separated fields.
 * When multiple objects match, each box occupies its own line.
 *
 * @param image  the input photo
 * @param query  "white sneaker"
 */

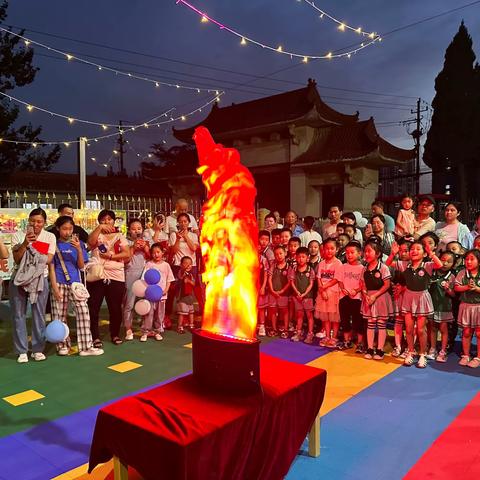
xmin=79 ymin=347 xmax=104 ymax=356
xmin=258 ymin=324 xmax=266 ymax=337
xmin=58 ymin=347 xmax=69 ymax=356
xmin=44 ymin=313 xmax=51 ymax=322
xmin=416 ymin=354 xmax=428 ymax=369
xmin=315 ymin=330 xmax=326 ymax=339
xmin=125 ymin=330 xmax=134 ymax=341
xmin=17 ymin=353 xmax=28 ymax=364
xmin=32 ymin=352 xmax=46 ymax=362
xmin=403 ymin=353 xmax=416 ymax=367
xmin=154 ymin=333 xmax=163 ymax=341
xmin=140 ymin=334 xmax=148 ymax=342
xmin=425 ymin=348 xmax=437 ymax=360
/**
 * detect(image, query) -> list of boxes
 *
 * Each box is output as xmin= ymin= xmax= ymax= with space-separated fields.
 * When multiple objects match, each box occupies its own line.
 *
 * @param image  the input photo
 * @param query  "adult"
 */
xmin=264 ymin=213 xmax=277 ymax=233
xmin=10 ymin=208 xmax=56 ymax=363
xmin=340 ymin=212 xmax=364 ymax=245
xmin=272 ymin=211 xmax=283 ymax=227
xmin=435 ymin=202 xmax=472 ymax=251
xmin=0 ymin=238 xmax=8 ymax=298
xmin=322 ymin=205 xmax=342 ymax=240
xmin=169 ymin=213 xmax=200 ymax=276
xmin=299 ymin=216 xmax=323 ymax=248
xmin=47 ymin=203 xmax=89 ymax=244
xmin=470 ymin=211 xmax=480 ymax=245
xmin=165 ymin=198 xmax=199 ymax=235
xmin=283 ymin=210 xmax=304 ymax=236
xmin=364 ymin=214 xmax=395 ymax=255
xmin=414 ymin=195 xmax=436 ymax=239
xmin=371 ymin=200 xmax=395 ymax=233
xmin=87 ymin=209 xmax=130 ymax=346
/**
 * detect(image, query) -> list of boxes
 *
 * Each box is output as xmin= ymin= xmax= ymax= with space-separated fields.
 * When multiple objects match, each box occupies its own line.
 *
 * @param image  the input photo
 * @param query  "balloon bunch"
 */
xmin=132 ymin=269 xmax=164 ymax=316
xmin=45 ymin=319 xmax=70 ymax=343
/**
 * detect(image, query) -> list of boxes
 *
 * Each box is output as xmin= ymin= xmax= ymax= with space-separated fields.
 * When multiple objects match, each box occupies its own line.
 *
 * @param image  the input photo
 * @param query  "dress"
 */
xmin=455 ymin=269 xmax=480 ymax=328
xmin=429 ymin=270 xmax=455 ymax=322
xmin=315 ymin=257 xmax=343 ymax=318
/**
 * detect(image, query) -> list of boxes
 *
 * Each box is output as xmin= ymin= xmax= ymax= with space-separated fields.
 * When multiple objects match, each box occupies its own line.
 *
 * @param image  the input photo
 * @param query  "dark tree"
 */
xmin=423 ymin=21 xmax=477 ymax=205
xmin=0 ymin=1 xmax=60 ymax=177
xmin=141 ymin=143 xmax=197 ymax=180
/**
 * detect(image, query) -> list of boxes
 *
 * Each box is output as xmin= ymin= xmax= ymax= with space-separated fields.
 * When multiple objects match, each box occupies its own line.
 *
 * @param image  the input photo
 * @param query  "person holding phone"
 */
xmin=165 ymin=198 xmax=199 ymax=235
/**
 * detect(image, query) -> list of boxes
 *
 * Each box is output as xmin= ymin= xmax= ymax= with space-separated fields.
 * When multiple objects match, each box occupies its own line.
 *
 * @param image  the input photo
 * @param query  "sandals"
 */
xmin=93 ymin=339 xmax=103 ymax=349
xmin=467 ymin=357 xmax=480 ymax=368
xmin=112 ymin=337 xmax=123 ymax=345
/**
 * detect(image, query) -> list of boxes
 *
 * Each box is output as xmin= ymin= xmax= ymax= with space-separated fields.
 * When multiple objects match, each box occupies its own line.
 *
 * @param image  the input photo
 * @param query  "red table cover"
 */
xmin=88 ymin=353 xmax=327 ymax=480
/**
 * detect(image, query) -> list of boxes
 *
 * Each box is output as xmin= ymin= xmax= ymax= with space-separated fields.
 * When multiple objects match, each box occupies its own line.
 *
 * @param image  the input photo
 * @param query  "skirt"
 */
xmin=457 ymin=303 xmax=480 ymax=328
xmin=361 ymin=290 xmax=393 ymax=320
xmin=400 ymin=289 xmax=434 ymax=317
xmin=393 ymin=292 xmax=404 ymax=317
xmin=315 ymin=290 xmax=340 ymax=315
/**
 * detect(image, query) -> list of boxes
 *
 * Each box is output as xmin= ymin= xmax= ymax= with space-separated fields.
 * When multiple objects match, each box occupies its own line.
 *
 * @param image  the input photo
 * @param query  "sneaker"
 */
xmin=416 ymin=354 xmax=428 ymax=369
xmin=373 ymin=349 xmax=385 ymax=360
xmin=467 ymin=357 xmax=480 ymax=368
xmin=364 ymin=348 xmax=374 ymax=360
xmin=403 ymin=352 xmax=416 ymax=366
xmin=58 ymin=347 xmax=69 ymax=356
xmin=436 ymin=350 xmax=447 ymax=363
xmin=391 ymin=346 xmax=402 ymax=357
xmin=31 ymin=352 xmax=46 ymax=362
xmin=319 ymin=338 xmax=328 ymax=347
xmin=258 ymin=324 xmax=266 ymax=337
xmin=336 ymin=341 xmax=346 ymax=350
xmin=304 ymin=332 xmax=314 ymax=344
xmin=426 ymin=348 xmax=437 ymax=360
xmin=288 ymin=324 xmax=295 ymax=332
xmin=140 ymin=334 xmax=148 ymax=342
xmin=315 ymin=330 xmax=326 ymax=339
xmin=399 ymin=349 xmax=409 ymax=359
xmin=280 ymin=330 xmax=289 ymax=339
xmin=44 ymin=313 xmax=51 ymax=322
xmin=355 ymin=344 xmax=365 ymax=354
xmin=342 ymin=341 xmax=353 ymax=350
xmin=291 ymin=331 xmax=303 ymax=342
xmin=459 ymin=355 xmax=470 ymax=366
xmin=125 ymin=330 xmax=134 ymax=341
xmin=326 ymin=338 xmax=338 ymax=349
xmin=17 ymin=353 xmax=28 ymax=364
xmin=79 ymin=347 xmax=104 ymax=356
xmin=154 ymin=333 xmax=163 ymax=341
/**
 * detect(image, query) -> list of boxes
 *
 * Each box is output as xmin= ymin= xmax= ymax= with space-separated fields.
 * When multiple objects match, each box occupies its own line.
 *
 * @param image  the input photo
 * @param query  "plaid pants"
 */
xmin=51 ymin=283 xmax=93 ymax=352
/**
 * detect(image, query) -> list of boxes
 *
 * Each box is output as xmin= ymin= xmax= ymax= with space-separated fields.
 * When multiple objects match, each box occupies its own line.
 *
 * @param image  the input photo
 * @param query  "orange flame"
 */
xmin=193 ymin=126 xmax=259 ymax=340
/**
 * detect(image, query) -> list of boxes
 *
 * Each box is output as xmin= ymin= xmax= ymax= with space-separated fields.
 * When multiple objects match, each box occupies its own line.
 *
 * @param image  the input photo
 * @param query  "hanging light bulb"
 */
xmin=240 ymin=37 xmax=247 ymax=45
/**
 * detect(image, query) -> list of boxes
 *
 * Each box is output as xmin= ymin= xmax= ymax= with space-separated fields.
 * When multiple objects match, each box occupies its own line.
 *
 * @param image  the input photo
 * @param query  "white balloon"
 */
xmin=357 ymin=218 xmax=368 ymax=228
xmin=353 ymin=211 xmax=362 ymax=223
xmin=64 ymin=324 xmax=70 ymax=341
xmin=132 ymin=279 xmax=148 ymax=298
xmin=134 ymin=299 xmax=151 ymax=316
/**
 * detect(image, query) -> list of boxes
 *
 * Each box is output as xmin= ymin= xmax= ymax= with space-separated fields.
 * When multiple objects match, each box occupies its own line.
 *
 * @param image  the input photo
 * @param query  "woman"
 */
xmin=87 ymin=209 xmax=130 ymax=346
xmin=470 ymin=211 xmax=480 ymax=246
xmin=169 ymin=213 xmax=199 ymax=277
xmin=10 ymin=208 xmax=56 ymax=363
xmin=435 ymin=202 xmax=472 ymax=251
xmin=0 ymin=238 xmax=8 ymax=298
xmin=364 ymin=214 xmax=395 ymax=256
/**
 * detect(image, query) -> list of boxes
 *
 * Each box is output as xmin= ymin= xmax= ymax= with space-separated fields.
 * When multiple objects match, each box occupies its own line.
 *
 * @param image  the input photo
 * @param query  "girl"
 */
xmin=361 ymin=240 xmax=393 ymax=360
xmin=123 ymin=219 xmax=150 ymax=341
xmin=176 ymin=256 xmax=196 ymax=334
xmin=474 ymin=236 xmax=480 ymax=250
xmin=394 ymin=193 xmax=416 ymax=238
xmin=50 ymin=216 xmax=103 ymax=356
xmin=315 ymin=238 xmax=344 ymax=348
xmin=454 ymin=249 xmax=480 ymax=368
xmin=140 ymin=243 xmax=175 ymax=342
xmin=428 ymin=251 xmax=456 ymax=362
xmin=308 ymin=240 xmax=321 ymax=271
xmin=387 ymin=241 xmax=442 ymax=368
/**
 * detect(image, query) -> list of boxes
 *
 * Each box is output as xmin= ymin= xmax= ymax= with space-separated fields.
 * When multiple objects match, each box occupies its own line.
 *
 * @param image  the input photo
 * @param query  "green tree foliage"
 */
xmin=0 ymin=1 xmax=60 ymax=176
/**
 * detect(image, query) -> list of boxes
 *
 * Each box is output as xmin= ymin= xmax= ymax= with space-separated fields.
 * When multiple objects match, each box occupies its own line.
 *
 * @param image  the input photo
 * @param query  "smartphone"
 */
xmin=26 ymin=224 xmax=34 ymax=235
xmin=114 ymin=227 xmax=120 ymax=233
xmin=155 ymin=214 xmax=165 ymax=224
xmin=98 ymin=244 xmax=108 ymax=254
xmin=72 ymin=233 xmax=79 ymax=241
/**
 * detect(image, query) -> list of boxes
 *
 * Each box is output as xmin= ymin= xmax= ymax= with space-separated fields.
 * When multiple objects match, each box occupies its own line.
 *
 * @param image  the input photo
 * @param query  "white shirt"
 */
xmin=169 ymin=231 xmax=199 ymax=266
xmin=143 ymin=260 xmax=175 ymax=300
xmin=12 ymin=229 xmax=56 ymax=277
xmin=322 ymin=222 xmax=338 ymax=240
xmin=165 ymin=213 xmax=199 ymax=234
xmin=299 ymin=230 xmax=323 ymax=248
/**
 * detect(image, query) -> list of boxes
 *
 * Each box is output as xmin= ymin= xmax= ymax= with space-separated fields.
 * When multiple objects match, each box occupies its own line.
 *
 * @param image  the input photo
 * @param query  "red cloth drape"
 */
xmin=89 ymin=353 xmax=326 ymax=480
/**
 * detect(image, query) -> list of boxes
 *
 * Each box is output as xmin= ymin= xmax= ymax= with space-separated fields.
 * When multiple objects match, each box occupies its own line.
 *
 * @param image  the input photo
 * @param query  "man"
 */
xmin=165 ymin=198 xmax=199 ymax=235
xmin=371 ymin=200 xmax=395 ymax=233
xmin=322 ymin=205 xmax=342 ymax=240
xmin=283 ymin=210 xmax=303 ymax=236
xmin=414 ymin=195 xmax=436 ymax=239
xmin=47 ymin=203 xmax=89 ymax=243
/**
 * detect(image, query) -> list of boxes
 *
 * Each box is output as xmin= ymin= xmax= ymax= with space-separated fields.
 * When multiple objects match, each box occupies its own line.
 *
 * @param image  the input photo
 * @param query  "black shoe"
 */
xmin=355 ymin=344 xmax=365 ymax=354
xmin=373 ymin=349 xmax=385 ymax=360
xmin=343 ymin=341 xmax=353 ymax=350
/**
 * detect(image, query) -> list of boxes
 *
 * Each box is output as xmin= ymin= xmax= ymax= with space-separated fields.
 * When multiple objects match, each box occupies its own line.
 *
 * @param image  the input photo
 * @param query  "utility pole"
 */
xmin=410 ymin=98 xmax=428 ymax=195
xmin=77 ymin=136 xmax=87 ymax=209
xmin=117 ymin=120 xmax=126 ymax=175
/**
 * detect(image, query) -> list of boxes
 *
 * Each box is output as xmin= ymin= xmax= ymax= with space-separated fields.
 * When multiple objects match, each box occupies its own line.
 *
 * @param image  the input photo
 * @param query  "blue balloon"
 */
xmin=144 ymin=268 xmax=161 ymax=285
xmin=145 ymin=284 xmax=164 ymax=302
xmin=45 ymin=320 xmax=68 ymax=343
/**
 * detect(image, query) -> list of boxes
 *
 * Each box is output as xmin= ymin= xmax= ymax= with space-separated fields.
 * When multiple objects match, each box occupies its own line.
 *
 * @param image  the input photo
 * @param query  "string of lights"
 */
xmin=0 ymin=26 xmax=224 ymax=95
xmin=175 ymin=0 xmax=381 ymax=60
xmin=299 ymin=0 xmax=377 ymax=38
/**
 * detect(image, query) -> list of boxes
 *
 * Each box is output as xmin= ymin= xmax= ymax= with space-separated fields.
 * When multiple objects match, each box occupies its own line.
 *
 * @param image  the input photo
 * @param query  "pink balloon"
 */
xmin=134 ymin=299 xmax=151 ymax=316
xmin=132 ymin=279 xmax=147 ymax=298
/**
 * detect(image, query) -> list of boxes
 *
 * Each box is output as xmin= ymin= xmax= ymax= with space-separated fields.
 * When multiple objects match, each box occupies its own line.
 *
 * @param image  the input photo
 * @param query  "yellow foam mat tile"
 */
xmin=3 ymin=389 xmax=45 ymax=407
xmin=108 ymin=361 xmax=142 ymax=373
xmin=183 ymin=343 xmax=192 ymax=349
xmin=307 ymin=351 xmax=402 ymax=416
xmin=52 ymin=461 xmax=113 ymax=480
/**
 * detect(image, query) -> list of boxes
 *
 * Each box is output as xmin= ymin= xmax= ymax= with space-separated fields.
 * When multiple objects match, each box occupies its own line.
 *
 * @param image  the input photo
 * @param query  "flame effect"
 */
xmin=193 ymin=126 xmax=259 ymax=340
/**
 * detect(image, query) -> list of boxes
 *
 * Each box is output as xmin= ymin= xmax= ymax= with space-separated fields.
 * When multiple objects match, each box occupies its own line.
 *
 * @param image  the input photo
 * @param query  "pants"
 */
xmin=122 ymin=269 xmax=143 ymax=330
xmin=142 ymin=300 xmax=166 ymax=333
xmin=87 ymin=279 xmax=125 ymax=340
xmin=51 ymin=283 xmax=93 ymax=352
xmin=10 ymin=276 xmax=49 ymax=354
xmin=339 ymin=297 xmax=363 ymax=333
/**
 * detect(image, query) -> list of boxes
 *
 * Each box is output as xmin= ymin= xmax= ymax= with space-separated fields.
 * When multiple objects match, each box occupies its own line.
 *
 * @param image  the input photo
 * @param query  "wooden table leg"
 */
xmin=308 ymin=412 xmax=321 ymax=457
xmin=113 ymin=455 xmax=129 ymax=480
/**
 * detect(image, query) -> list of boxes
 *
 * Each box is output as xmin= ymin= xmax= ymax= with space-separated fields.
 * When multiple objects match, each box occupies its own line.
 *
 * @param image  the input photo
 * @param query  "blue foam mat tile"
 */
xmin=260 ymin=338 xmax=330 ymax=364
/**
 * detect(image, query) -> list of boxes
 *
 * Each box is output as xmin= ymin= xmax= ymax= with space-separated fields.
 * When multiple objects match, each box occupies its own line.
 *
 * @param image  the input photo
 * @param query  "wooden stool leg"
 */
xmin=113 ymin=456 xmax=129 ymax=480
xmin=308 ymin=412 xmax=321 ymax=457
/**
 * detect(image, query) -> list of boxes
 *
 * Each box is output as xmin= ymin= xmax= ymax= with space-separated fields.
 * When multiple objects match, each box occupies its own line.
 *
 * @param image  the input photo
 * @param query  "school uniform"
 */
xmin=268 ymin=262 xmax=290 ymax=309
xmin=429 ymin=270 xmax=455 ymax=322
xmin=289 ymin=265 xmax=315 ymax=312
xmin=455 ymin=269 xmax=480 ymax=328
xmin=361 ymin=261 xmax=393 ymax=320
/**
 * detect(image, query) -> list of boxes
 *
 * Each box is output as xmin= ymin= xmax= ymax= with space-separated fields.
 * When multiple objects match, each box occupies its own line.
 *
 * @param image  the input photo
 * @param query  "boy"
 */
xmin=336 ymin=222 xmax=347 ymax=237
xmin=259 ymin=229 xmax=274 ymax=262
xmin=268 ymin=245 xmax=290 ymax=338
xmin=299 ymin=216 xmax=323 ymax=248
xmin=280 ymin=227 xmax=292 ymax=248
xmin=344 ymin=224 xmax=356 ymax=241
xmin=176 ymin=256 xmax=196 ymax=333
xmin=286 ymin=237 xmax=301 ymax=268
xmin=336 ymin=233 xmax=350 ymax=263
xmin=271 ymin=228 xmax=282 ymax=248
xmin=258 ymin=231 xmax=272 ymax=336
xmin=289 ymin=247 xmax=316 ymax=343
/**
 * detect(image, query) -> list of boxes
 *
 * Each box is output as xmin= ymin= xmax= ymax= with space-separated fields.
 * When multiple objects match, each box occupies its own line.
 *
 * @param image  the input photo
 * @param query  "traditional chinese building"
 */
xmin=174 ymin=79 xmax=415 ymax=217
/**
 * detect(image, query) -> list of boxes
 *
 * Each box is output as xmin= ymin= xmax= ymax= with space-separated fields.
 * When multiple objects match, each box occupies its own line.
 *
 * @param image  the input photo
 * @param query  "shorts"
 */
xmin=268 ymin=294 xmax=289 ymax=309
xmin=258 ymin=294 xmax=269 ymax=309
xmin=293 ymin=297 xmax=314 ymax=312
xmin=177 ymin=301 xmax=194 ymax=315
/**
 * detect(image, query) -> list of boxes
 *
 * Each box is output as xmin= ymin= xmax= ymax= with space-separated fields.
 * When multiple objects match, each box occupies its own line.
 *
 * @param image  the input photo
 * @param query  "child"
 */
xmin=259 ymin=229 xmax=274 ymax=263
xmin=268 ymin=245 xmax=290 ymax=338
xmin=286 ymin=237 xmax=301 ymax=268
xmin=419 ymin=231 xmax=440 ymax=253
xmin=336 ymin=234 xmax=350 ymax=263
xmin=361 ymin=240 xmax=393 ymax=360
xmin=395 ymin=193 xmax=416 ymax=238
xmin=49 ymin=216 xmax=103 ymax=356
xmin=474 ymin=236 xmax=480 ymax=250
xmin=280 ymin=228 xmax=292 ymax=248
xmin=315 ymin=238 xmax=344 ymax=347
xmin=140 ymin=243 xmax=175 ymax=342
xmin=454 ymin=249 xmax=480 ymax=368
xmin=308 ymin=240 xmax=321 ymax=271
xmin=428 ymin=251 xmax=456 ymax=362
xmin=299 ymin=216 xmax=323 ymax=248
xmin=257 ymin=231 xmax=272 ymax=336
xmin=344 ymin=224 xmax=356 ymax=241
xmin=271 ymin=228 xmax=282 ymax=248
xmin=341 ymin=212 xmax=363 ymax=244
xmin=176 ymin=256 xmax=196 ymax=333
xmin=335 ymin=223 xmax=347 ymax=237
xmin=123 ymin=219 xmax=150 ymax=341
xmin=289 ymin=247 xmax=316 ymax=343
xmin=339 ymin=241 xmax=364 ymax=351
xmin=387 ymin=241 xmax=442 ymax=367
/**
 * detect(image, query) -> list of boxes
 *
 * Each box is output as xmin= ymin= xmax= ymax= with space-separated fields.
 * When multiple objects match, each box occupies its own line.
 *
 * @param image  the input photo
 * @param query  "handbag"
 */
xmin=56 ymin=247 xmax=91 ymax=300
xmin=85 ymin=261 xmax=106 ymax=283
